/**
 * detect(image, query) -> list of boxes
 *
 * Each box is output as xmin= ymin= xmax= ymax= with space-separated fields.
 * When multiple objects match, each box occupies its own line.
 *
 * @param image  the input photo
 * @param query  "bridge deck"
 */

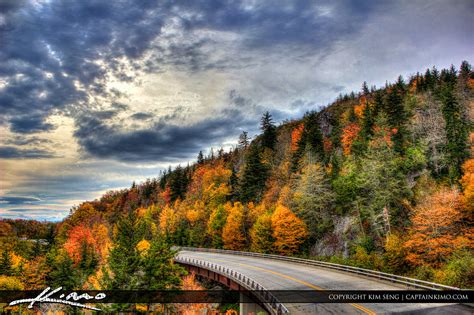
xmin=177 ymin=250 xmax=470 ymax=314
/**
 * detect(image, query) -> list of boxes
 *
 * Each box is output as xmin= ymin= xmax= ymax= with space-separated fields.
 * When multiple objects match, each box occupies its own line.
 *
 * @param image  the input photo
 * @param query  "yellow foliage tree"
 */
xmin=460 ymin=158 xmax=474 ymax=212
xmin=222 ymin=202 xmax=247 ymax=250
xmin=159 ymin=204 xmax=178 ymax=235
xmin=250 ymin=212 xmax=274 ymax=253
xmin=271 ymin=205 xmax=308 ymax=255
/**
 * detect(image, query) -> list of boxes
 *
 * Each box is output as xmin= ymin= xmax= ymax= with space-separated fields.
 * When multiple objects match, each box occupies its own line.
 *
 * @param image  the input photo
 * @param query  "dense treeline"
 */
xmin=1 ymin=63 xmax=473 ymax=304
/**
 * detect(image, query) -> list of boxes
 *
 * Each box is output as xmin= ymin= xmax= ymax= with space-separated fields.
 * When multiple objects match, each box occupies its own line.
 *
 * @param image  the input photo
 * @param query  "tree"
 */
xmin=208 ymin=205 xmax=227 ymax=248
xmin=403 ymin=188 xmax=473 ymax=267
xmin=293 ymin=163 xmax=335 ymax=240
xmin=260 ymin=111 xmax=277 ymax=150
xmin=440 ymin=83 xmax=469 ymax=180
xmin=460 ymin=158 xmax=474 ymax=212
xmin=222 ymin=202 xmax=247 ymax=250
xmin=362 ymin=81 xmax=370 ymax=95
xmin=0 ymin=249 xmax=12 ymax=276
xmin=271 ymin=205 xmax=308 ymax=255
xmin=341 ymin=123 xmax=361 ymax=155
xmin=239 ymin=145 xmax=268 ymax=202
xmin=238 ymin=131 xmax=250 ymax=149
xmin=250 ymin=213 xmax=274 ymax=253
xmin=48 ymin=250 xmax=80 ymax=290
xmin=140 ymin=237 xmax=185 ymax=289
xmin=385 ymin=80 xmax=408 ymax=154
xmin=106 ymin=211 xmax=145 ymax=289
xmin=197 ymin=151 xmax=204 ymax=164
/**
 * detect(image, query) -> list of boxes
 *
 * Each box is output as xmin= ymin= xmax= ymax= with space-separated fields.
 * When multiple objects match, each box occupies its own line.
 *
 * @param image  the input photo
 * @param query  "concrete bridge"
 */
xmin=175 ymin=248 xmax=472 ymax=315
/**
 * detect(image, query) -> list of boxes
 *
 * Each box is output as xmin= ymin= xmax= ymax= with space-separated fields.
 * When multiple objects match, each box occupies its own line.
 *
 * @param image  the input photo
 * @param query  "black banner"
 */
xmin=1 ymin=289 xmax=473 ymax=304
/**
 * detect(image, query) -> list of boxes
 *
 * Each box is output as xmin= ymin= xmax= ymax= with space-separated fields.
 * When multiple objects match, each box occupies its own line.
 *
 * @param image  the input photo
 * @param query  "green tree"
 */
xmin=250 ymin=212 xmax=274 ymax=254
xmin=208 ymin=205 xmax=227 ymax=248
xmin=48 ymin=250 xmax=80 ymax=290
xmin=260 ymin=112 xmax=277 ymax=150
xmin=385 ymin=77 xmax=408 ymax=154
xmin=440 ymin=83 xmax=469 ymax=180
xmin=293 ymin=161 xmax=335 ymax=240
xmin=240 ymin=145 xmax=268 ymax=202
xmin=140 ymin=237 xmax=185 ymax=289
xmin=0 ymin=249 xmax=12 ymax=276
xmin=106 ymin=211 xmax=145 ymax=289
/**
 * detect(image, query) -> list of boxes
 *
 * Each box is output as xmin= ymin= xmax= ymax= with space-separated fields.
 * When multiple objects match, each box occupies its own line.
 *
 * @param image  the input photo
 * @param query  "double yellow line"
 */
xmin=209 ymin=258 xmax=376 ymax=315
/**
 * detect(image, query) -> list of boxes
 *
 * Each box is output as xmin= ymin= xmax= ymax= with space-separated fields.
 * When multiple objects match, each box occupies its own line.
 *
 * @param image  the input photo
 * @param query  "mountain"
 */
xmin=1 ymin=62 xmax=473 ymax=290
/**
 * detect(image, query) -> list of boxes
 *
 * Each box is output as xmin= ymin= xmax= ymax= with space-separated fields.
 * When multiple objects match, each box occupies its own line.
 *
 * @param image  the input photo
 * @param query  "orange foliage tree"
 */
xmin=290 ymin=123 xmax=304 ymax=152
xmin=341 ymin=123 xmax=361 ymax=155
xmin=460 ymin=158 xmax=474 ymax=212
xmin=271 ymin=205 xmax=308 ymax=255
xmin=403 ymin=188 xmax=473 ymax=267
xmin=222 ymin=202 xmax=247 ymax=250
xmin=63 ymin=224 xmax=97 ymax=264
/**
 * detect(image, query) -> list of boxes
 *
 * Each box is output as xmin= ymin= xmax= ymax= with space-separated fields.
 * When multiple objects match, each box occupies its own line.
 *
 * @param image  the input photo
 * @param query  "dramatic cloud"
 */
xmin=1 ymin=0 xmax=472 ymax=219
xmin=0 ymin=146 xmax=56 ymax=159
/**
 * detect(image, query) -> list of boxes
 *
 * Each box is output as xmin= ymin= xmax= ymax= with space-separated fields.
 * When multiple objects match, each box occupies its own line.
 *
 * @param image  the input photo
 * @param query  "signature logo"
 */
xmin=9 ymin=287 xmax=106 ymax=311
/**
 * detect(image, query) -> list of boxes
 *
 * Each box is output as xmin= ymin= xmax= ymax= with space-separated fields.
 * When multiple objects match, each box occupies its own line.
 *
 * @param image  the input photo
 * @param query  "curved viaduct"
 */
xmin=175 ymin=248 xmax=471 ymax=315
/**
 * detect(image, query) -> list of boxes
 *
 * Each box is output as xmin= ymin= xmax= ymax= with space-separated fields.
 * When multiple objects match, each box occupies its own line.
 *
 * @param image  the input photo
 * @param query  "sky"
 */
xmin=0 ymin=0 xmax=472 ymax=221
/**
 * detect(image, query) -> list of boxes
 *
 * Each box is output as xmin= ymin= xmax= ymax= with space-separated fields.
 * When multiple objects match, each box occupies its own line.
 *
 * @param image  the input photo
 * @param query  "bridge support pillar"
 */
xmin=240 ymin=292 xmax=267 ymax=315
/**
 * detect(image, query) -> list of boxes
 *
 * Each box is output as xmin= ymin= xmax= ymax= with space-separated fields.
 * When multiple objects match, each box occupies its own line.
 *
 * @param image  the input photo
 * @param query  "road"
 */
xmin=176 ymin=250 xmax=472 ymax=315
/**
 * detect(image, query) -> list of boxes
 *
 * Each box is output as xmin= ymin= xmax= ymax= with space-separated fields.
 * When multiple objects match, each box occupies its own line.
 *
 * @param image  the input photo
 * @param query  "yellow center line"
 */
xmin=204 ymin=257 xmax=377 ymax=315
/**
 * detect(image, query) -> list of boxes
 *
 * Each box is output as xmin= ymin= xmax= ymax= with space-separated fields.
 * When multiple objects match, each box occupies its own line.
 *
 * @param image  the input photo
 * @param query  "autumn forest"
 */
xmin=1 ymin=62 xmax=473 ymax=312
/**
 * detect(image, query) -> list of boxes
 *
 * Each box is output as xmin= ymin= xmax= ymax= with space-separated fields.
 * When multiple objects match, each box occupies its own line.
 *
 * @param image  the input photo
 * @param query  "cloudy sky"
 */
xmin=0 ymin=0 xmax=472 ymax=220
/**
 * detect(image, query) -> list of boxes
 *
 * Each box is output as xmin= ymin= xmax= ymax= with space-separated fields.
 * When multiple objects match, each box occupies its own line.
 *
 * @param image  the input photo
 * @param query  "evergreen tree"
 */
xmin=0 ymin=249 xmax=12 ymax=276
xmin=239 ymin=145 xmax=268 ymax=202
xmin=229 ymin=167 xmax=239 ymax=200
xmin=106 ymin=211 xmax=145 ymax=289
xmin=361 ymin=101 xmax=374 ymax=138
xmin=169 ymin=165 xmax=189 ymax=201
xmin=49 ymin=251 xmax=80 ymax=290
xmin=238 ymin=131 xmax=250 ymax=149
xmin=440 ymin=83 xmax=469 ymax=180
xmin=385 ymin=79 xmax=408 ymax=154
xmin=260 ymin=112 xmax=277 ymax=150
xmin=197 ymin=151 xmax=204 ymax=164
xmin=362 ymin=81 xmax=370 ymax=95
xmin=140 ymin=237 xmax=185 ymax=289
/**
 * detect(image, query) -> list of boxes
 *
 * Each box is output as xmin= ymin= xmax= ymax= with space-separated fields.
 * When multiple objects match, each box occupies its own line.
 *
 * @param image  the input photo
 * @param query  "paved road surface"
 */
xmin=177 ymin=250 xmax=472 ymax=315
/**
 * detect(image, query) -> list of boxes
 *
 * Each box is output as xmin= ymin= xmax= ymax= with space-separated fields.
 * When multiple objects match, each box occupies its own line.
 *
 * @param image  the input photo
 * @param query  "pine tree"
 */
xmin=0 ymin=249 xmax=12 ymax=276
xmin=385 ymin=79 xmax=408 ymax=154
xmin=106 ymin=211 xmax=145 ymax=289
xmin=140 ymin=237 xmax=185 ymax=289
xmin=260 ymin=112 xmax=277 ymax=150
xmin=238 ymin=131 xmax=250 ymax=149
xmin=49 ymin=251 xmax=80 ymax=290
xmin=239 ymin=145 xmax=268 ymax=202
xmin=362 ymin=81 xmax=370 ymax=95
xmin=440 ymin=83 xmax=469 ymax=180
xmin=197 ymin=151 xmax=204 ymax=164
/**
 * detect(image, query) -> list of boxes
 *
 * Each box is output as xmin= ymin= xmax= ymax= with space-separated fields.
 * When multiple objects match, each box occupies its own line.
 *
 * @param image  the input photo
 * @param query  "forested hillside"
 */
xmin=1 ymin=62 xmax=473 ymax=295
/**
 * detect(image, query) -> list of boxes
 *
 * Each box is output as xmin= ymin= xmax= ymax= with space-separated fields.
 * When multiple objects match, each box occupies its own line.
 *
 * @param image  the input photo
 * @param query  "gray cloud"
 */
xmin=74 ymin=106 xmax=255 ymax=162
xmin=0 ymin=146 xmax=56 ymax=159
xmin=0 ymin=196 xmax=41 ymax=205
